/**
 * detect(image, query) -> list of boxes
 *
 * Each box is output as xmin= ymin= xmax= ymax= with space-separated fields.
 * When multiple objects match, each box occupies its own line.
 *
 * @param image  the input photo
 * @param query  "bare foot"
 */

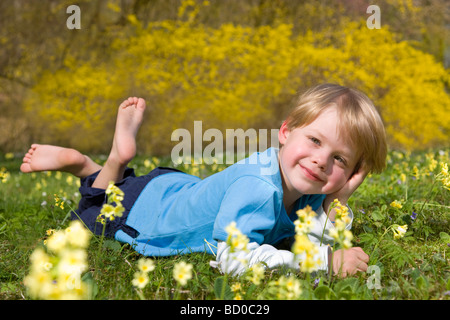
xmin=91 ymin=97 xmax=146 ymax=189
xmin=20 ymin=144 xmax=102 ymax=178
xmin=109 ymin=97 xmax=146 ymax=166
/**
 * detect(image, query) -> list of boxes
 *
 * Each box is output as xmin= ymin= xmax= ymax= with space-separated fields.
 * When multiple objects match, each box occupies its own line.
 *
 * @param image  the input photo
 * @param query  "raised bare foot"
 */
xmin=20 ymin=144 xmax=102 ymax=178
xmin=109 ymin=97 xmax=146 ymax=166
xmin=91 ymin=97 xmax=146 ymax=189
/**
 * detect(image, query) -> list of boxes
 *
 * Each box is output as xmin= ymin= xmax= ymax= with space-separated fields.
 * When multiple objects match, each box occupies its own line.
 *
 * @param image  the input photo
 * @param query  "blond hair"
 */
xmin=285 ymin=83 xmax=387 ymax=174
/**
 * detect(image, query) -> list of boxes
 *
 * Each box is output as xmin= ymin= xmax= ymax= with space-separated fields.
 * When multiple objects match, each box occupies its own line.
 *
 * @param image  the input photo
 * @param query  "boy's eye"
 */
xmin=334 ymin=156 xmax=346 ymax=165
xmin=310 ymin=137 xmax=320 ymax=145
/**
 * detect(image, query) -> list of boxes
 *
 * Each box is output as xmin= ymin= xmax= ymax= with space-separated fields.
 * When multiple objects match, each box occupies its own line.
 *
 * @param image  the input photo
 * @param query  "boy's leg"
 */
xmin=91 ymin=97 xmax=146 ymax=190
xmin=20 ymin=144 xmax=102 ymax=178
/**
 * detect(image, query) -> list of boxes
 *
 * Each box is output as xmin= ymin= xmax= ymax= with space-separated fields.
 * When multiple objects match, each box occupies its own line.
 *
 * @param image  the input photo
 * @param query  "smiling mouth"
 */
xmin=300 ymin=165 xmax=324 ymax=182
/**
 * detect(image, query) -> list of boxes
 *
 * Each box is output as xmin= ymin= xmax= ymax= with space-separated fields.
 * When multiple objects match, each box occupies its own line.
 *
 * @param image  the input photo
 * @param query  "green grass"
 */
xmin=0 ymin=149 xmax=449 ymax=300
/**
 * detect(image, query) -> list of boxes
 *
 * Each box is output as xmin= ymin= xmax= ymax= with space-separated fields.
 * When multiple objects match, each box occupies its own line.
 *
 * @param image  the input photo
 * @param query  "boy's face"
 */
xmin=278 ymin=106 xmax=358 ymax=198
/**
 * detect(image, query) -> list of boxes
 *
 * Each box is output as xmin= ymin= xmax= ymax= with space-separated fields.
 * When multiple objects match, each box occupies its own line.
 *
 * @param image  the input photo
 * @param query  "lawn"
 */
xmin=0 ymin=149 xmax=449 ymax=300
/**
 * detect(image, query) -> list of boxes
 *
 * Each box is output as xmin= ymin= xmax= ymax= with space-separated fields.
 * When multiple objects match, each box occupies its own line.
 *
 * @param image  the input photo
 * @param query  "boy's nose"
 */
xmin=312 ymin=153 xmax=330 ymax=171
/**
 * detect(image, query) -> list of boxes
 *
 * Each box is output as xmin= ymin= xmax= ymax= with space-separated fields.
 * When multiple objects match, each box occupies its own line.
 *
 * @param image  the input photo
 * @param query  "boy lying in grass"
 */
xmin=21 ymin=83 xmax=387 ymax=277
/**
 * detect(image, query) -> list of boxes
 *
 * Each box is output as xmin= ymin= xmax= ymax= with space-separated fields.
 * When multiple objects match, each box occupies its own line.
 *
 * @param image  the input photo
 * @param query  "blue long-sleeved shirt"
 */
xmin=115 ymin=148 xmax=326 ymax=257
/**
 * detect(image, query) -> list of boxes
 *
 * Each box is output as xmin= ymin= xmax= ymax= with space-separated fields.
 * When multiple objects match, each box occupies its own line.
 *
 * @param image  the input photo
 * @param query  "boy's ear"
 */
xmin=278 ymin=121 xmax=290 ymax=145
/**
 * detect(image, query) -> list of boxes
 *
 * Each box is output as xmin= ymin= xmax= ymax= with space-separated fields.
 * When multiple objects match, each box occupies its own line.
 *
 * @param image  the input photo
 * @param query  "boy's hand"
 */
xmin=324 ymin=168 xmax=368 ymax=211
xmin=330 ymin=247 xmax=369 ymax=277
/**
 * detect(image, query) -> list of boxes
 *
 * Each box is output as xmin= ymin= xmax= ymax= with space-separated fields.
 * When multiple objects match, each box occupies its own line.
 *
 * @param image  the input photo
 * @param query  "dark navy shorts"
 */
xmin=71 ymin=167 xmax=182 ymax=238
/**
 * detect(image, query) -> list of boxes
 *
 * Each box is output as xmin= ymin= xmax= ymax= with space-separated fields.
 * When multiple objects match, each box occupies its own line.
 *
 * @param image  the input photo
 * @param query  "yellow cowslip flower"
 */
xmin=229 ymin=234 xmax=249 ymax=253
xmin=24 ymin=221 xmax=91 ymax=300
xmin=173 ymin=261 xmax=193 ymax=286
xmin=428 ymin=159 xmax=438 ymax=173
xmin=55 ymin=272 xmax=89 ymax=300
xmin=342 ymin=230 xmax=353 ymax=249
xmin=440 ymin=162 xmax=449 ymax=176
xmin=300 ymin=252 xmax=321 ymax=273
xmin=400 ymin=173 xmax=407 ymax=183
xmin=54 ymin=194 xmax=65 ymax=210
xmin=292 ymin=234 xmax=314 ymax=255
xmin=434 ymin=162 xmax=450 ymax=191
xmin=99 ymin=182 xmax=126 ymax=224
xmin=57 ymin=248 xmax=88 ymax=275
xmin=225 ymin=222 xmax=249 ymax=253
xmin=46 ymin=230 xmax=67 ymax=253
xmin=292 ymin=205 xmax=322 ymax=273
xmin=225 ymin=221 xmax=240 ymax=237
xmin=113 ymin=203 xmax=125 ymax=218
xmin=294 ymin=205 xmax=316 ymax=235
xmin=143 ymin=159 xmax=152 ymax=169
xmin=111 ymin=192 xmax=124 ymax=203
xmin=23 ymin=269 xmax=54 ymax=299
xmin=327 ymin=199 xmax=354 ymax=250
xmin=105 ymin=181 xmax=124 ymax=199
xmin=137 ymin=258 xmax=155 ymax=273
xmin=64 ymin=220 xmax=91 ymax=249
xmin=233 ymin=292 xmax=243 ymax=300
xmin=247 ymin=262 xmax=265 ymax=285
xmin=292 ymin=234 xmax=321 ymax=273
xmin=390 ymin=200 xmax=403 ymax=209
xmin=99 ymin=204 xmax=115 ymax=221
xmin=230 ymin=283 xmax=242 ymax=293
xmin=393 ymin=224 xmax=408 ymax=239
xmin=0 ymin=167 xmax=10 ymax=183
xmin=132 ymin=271 xmax=149 ymax=289
xmin=269 ymin=275 xmax=302 ymax=300
xmin=29 ymin=247 xmax=52 ymax=273
xmin=412 ymin=165 xmax=420 ymax=179
xmin=66 ymin=175 xmax=74 ymax=185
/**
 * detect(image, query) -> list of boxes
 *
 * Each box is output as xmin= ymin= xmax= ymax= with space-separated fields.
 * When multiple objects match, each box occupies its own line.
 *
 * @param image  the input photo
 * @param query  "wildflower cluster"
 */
xmin=97 ymin=181 xmax=125 ymax=225
xmin=292 ymin=206 xmax=322 ymax=273
xmin=173 ymin=261 xmax=194 ymax=286
xmin=328 ymin=199 xmax=353 ymax=249
xmin=0 ymin=167 xmax=10 ymax=183
xmin=392 ymin=224 xmax=408 ymax=240
xmin=225 ymin=221 xmax=249 ymax=253
xmin=246 ymin=262 xmax=265 ymax=286
xmin=131 ymin=258 xmax=155 ymax=289
xmin=436 ymin=162 xmax=450 ymax=191
xmin=390 ymin=200 xmax=403 ymax=209
xmin=54 ymin=194 xmax=65 ymax=210
xmin=24 ymin=220 xmax=92 ymax=299
xmin=267 ymin=275 xmax=302 ymax=300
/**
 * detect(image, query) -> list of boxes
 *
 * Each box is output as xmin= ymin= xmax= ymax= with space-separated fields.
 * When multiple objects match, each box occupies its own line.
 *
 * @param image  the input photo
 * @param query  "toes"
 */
xmin=136 ymin=98 xmax=146 ymax=110
xmin=120 ymin=100 xmax=129 ymax=109
xmin=127 ymin=97 xmax=138 ymax=105
xmin=20 ymin=163 xmax=32 ymax=173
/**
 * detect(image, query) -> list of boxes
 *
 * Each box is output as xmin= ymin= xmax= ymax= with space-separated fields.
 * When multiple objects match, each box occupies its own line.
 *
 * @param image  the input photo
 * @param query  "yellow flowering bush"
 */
xmin=24 ymin=2 xmax=450 ymax=153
